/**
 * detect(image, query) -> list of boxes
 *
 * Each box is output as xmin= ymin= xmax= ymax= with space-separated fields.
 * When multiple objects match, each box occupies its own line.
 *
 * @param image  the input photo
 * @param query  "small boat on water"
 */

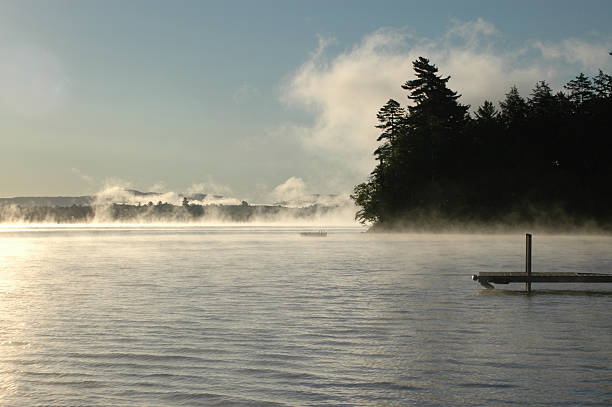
xmin=300 ymin=230 xmax=327 ymax=237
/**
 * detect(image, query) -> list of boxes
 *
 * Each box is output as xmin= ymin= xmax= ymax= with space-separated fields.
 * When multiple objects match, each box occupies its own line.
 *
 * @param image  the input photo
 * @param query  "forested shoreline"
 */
xmin=0 ymin=202 xmax=339 ymax=224
xmin=352 ymin=57 xmax=612 ymax=231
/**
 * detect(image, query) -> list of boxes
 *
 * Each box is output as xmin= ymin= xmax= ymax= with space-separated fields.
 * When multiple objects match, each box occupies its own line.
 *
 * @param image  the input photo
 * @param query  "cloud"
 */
xmin=445 ymin=17 xmax=498 ymax=43
xmin=533 ymin=38 xmax=612 ymax=70
xmin=280 ymin=30 xmax=414 ymax=174
xmin=279 ymin=19 xmax=612 ymax=183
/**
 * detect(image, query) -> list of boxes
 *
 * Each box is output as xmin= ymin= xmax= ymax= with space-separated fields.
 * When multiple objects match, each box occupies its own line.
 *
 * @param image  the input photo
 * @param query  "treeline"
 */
xmin=0 ymin=202 xmax=338 ymax=223
xmin=352 ymin=57 xmax=612 ymax=230
xmin=0 ymin=204 xmax=95 ymax=223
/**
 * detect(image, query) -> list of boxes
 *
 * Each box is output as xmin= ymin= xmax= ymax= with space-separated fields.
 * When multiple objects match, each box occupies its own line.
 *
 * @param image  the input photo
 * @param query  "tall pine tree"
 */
xmin=352 ymin=57 xmax=468 ymax=224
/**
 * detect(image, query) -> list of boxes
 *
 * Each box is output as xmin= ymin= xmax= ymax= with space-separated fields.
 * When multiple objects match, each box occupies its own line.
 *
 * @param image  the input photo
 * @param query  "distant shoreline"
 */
xmin=0 ymin=202 xmax=348 ymax=225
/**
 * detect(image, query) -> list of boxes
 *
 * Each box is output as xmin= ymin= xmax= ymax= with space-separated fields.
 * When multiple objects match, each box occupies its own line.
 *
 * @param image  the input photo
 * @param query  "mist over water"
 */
xmin=1 ymin=227 xmax=611 ymax=406
xmin=0 ymin=182 xmax=360 ymax=226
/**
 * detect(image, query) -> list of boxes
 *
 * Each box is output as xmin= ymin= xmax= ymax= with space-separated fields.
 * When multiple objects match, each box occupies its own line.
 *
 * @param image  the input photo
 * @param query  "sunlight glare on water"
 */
xmin=0 ymin=226 xmax=611 ymax=406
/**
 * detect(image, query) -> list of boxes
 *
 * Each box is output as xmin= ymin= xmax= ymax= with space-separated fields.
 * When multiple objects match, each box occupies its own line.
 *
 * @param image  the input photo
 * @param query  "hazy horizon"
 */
xmin=0 ymin=177 xmax=353 ymax=208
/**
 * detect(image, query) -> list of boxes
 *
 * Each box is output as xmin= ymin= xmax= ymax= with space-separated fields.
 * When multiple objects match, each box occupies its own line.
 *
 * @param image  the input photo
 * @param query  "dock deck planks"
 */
xmin=472 ymin=272 xmax=612 ymax=285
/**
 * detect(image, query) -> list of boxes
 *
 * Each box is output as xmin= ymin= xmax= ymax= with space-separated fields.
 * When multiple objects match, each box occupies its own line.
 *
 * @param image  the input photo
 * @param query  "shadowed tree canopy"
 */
xmin=374 ymin=99 xmax=405 ymax=165
xmin=593 ymin=70 xmax=612 ymax=98
xmin=564 ymin=73 xmax=594 ymax=105
xmin=352 ymin=57 xmax=469 ymax=224
xmin=352 ymin=57 xmax=612 ymax=230
xmin=474 ymin=100 xmax=499 ymax=122
xmin=499 ymin=85 xmax=528 ymax=128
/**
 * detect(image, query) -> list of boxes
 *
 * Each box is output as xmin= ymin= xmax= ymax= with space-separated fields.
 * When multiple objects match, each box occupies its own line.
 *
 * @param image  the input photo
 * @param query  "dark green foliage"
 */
xmin=499 ymin=86 xmax=528 ymax=128
xmin=592 ymin=70 xmax=612 ymax=99
xmin=352 ymin=57 xmax=470 ymax=224
xmin=374 ymin=99 xmax=405 ymax=165
xmin=352 ymin=177 xmax=380 ymax=224
xmin=564 ymin=73 xmax=594 ymax=105
xmin=352 ymin=57 xmax=612 ymax=230
xmin=474 ymin=100 xmax=499 ymax=122
xmin=0 ymin=205 xmax=95 ymax=223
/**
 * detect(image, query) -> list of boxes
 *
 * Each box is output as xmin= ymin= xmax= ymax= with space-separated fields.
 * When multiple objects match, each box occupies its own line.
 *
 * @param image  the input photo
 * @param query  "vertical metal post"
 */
xmin=526 ymin=233 xmax=532 ymax=293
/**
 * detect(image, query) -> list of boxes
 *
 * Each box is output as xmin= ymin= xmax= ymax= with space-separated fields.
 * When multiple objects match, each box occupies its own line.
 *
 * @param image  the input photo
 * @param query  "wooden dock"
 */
xmin=300 ymin=230 xmax=327 ymax=237
xmin=472 ymin=234 xmax=612 ymax=291
xmin=472 ymin=272 xmax=612 ymax=285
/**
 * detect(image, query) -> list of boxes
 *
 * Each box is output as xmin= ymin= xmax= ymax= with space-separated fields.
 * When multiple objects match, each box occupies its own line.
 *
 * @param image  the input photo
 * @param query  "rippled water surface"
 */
xmin=1 ymin=227 xmax=611 ymax=406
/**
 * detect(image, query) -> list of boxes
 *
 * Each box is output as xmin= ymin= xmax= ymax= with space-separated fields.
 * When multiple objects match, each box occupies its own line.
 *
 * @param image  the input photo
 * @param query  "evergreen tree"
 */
xmin=352 ymin=57 xmax=469 ymax=224
xmin=375 ymin=99 xmax=405 ymax=143
xmin=529 ymin=81 xmax=556 ymax=118
xmin=499 ymin=86 xmax=528 ymax=128
xmin=564 ymin=73 xmax=594 ymax=105
xmin=352 ymin=177 xmax=380 ymax=224
xmin=373 ymin=99 xmax=405 ymax=165
xmin=400 ymin=57 xmax=469 ymax=183
xmin=474 ymin=100 xmax=499 ymax=122
xmin=593 ymin=70 xmax=612 ymax=99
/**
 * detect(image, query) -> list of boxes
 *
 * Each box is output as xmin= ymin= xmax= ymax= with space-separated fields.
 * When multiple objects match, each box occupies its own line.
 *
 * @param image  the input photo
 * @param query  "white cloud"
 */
xmin=280 ymin=29 xmax=416 ymax=174
xmin=533 ymin=38 xmax=612 ymax=70
xmin=279 ymin=19 xmax=612 ymax=182
xmin=445 ymin=17 xmax=498 ymax=43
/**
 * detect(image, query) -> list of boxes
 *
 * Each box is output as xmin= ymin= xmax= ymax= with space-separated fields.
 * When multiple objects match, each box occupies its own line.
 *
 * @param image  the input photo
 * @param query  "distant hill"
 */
xmin=0 ymin=190 xmax=172 ymax=207
xmin=0 ymin=196 xmax=93 ymax=208
xmin=125 ymin=189 xmax=161 ymax=197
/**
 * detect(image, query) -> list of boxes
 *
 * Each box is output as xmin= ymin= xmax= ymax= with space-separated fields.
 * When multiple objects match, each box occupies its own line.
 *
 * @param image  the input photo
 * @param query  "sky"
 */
xmin=1 ymin=0 xmax=611 ymax=203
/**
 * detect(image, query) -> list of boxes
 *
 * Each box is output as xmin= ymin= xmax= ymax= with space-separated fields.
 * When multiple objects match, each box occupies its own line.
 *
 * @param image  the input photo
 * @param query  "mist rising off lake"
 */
xmin=1 ymin=227 xmax=611 ymax=406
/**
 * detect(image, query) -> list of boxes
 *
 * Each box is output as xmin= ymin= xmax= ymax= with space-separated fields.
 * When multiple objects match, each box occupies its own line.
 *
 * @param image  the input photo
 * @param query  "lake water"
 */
xmin=1 ymin=226 xmax=611 ymax=406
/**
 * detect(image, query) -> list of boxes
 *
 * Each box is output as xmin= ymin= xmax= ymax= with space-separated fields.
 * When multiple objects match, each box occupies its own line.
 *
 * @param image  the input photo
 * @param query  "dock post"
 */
xmin=526 ymin=233 xmax=532 ymax=293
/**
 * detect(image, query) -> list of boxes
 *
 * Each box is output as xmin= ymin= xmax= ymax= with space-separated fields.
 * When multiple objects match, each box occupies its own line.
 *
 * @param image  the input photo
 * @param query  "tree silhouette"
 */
xmin=499 ymin=86 xmax=528 ymax=128
xmin=352 ymin=57 xmax=612 ymax=230
xmin=593 ymin=70 xmax=612 ymax=99
xmin=564 ymin=73 xmax=594 ymax=105
xmin=474 ymin=100 xmax=499 ymax=122
xmin=352 ymin=57 xmax=468 ymax=224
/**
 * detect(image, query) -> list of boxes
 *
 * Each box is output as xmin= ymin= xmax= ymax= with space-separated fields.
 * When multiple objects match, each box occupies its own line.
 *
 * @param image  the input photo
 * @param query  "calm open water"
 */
xmin=0 ymin=226 xmax=611 ymax=406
